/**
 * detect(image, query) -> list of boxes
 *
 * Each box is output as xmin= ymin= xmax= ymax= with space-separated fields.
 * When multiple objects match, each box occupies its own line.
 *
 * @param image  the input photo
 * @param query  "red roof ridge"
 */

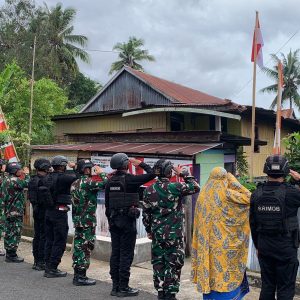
xmin=125 ymin=66 xmax=233 ymax=106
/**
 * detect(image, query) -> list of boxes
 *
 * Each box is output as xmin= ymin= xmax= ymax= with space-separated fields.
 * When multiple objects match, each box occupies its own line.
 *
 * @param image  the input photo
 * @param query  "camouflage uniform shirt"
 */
xmin=2 ymin=174 xmax=30 ymax=218
xmin=142 ymin=177 xmax=200 ymax=241
xmin=71 ymin=173 xmax=108 ymax=227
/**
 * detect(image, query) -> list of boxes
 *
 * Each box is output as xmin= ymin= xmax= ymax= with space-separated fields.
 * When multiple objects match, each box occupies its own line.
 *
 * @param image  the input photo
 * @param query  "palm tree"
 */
xmin=38 ymin=3 xmax=89 ymax=83
xmin=260 ymin=50 xmax=300 ymax=110
xmin=109 ymin=36 xmax=155 ymax=74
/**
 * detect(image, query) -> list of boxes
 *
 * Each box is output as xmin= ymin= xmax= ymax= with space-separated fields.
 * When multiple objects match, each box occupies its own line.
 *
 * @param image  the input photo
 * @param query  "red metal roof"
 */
xmin=32 ymin=142 xmax=221 ymax=157
xmin=127 ymin=67 xmax=232 ymax=106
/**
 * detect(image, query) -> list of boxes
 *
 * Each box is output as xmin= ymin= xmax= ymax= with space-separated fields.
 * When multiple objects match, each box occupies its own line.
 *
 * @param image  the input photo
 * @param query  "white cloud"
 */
xmin=18 ymin=0 xmax=300 ymax=109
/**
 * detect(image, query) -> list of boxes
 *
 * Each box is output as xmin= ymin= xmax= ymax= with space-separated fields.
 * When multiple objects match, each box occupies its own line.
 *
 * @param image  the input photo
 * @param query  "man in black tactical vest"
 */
xmin=28 ymin=158 xmax=51 ymax=271
xmin=44 ymin=155 xmax=77 ymax=278
xmin=250 ymin=155 xmax=300 ymax=300
xmin=105 ymin=153 xmax=155 ymax=297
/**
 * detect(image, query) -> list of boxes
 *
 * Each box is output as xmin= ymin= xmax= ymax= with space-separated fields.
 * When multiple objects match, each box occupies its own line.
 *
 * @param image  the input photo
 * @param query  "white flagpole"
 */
xmin=250 ymin=11 xmax=259 ymax=182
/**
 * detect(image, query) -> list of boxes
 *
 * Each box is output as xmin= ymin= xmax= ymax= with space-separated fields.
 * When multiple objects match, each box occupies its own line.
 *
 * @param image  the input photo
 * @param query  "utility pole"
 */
xmin=28 ymin=35 xmax=36 ymax=165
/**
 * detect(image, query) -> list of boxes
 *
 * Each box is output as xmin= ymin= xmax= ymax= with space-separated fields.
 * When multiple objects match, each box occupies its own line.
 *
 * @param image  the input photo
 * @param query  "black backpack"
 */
xmin=254 ymin=184 xmax=287 ymax=234
xmin=28 ymin=176 xmax=41 ymax=206
xmin=28 ymin=175 xmax=54 ymax=207
xmin=43 ymin=172 xmax=60 ymax=207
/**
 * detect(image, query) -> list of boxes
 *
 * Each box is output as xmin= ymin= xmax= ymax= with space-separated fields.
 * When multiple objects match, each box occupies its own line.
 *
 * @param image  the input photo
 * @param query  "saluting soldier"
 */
xmin=71 ymin=159 xmax=108 ymax=286
xmin=141 ymin=159 xmax=200 ymax=300
xmin=3 ymin=162 xmax=29 ymax=263
xmin=250 ymin=155 xmax=300 ymax=300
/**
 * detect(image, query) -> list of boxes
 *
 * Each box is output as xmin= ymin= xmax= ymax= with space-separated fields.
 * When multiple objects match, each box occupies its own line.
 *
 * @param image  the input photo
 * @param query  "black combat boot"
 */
xmin=5 ymin=251 xmax=24 ymax=263
xmin=158 ymin=291 xmax=165 ymax=299
xmin=32 ymin=260 xmax=38 ymax=270
xmin=73 ymin=269 xmax=96 ymax=286
xmin=110 ymin=282 xmax=119 ymax=296
xmin=35 ymin=261 xmax=45 ymax=271
xmin=117 ymin=286 xmax=139 ymax=297
xmin=44 ymin=264 xmax=67 ymax=278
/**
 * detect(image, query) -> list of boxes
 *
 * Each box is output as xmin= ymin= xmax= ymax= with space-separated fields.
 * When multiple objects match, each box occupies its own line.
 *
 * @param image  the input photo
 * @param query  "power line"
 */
xmin=232 ymin=28 xmax=300 ymax=99
xmin=83 ymin=49 xmax=120 ymax=53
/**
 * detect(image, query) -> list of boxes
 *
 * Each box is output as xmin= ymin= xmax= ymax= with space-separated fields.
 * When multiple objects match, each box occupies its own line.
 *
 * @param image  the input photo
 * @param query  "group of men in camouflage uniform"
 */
xmin=0 ymin=153 xmax=200 ymax=300
xmin=0 ymin=160 xmax=29 ymax=262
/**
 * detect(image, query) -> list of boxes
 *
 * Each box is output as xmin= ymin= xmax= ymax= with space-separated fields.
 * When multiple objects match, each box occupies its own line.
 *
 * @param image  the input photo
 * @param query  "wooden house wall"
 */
xmin=184 ymin=114 xmax=210 ymax=131
xmin=227 ymin=119 xmax=241 ymax=135
xmin=241 ymin=116 xmax=293 ymax=177
xmin=83 ymin=71 xmax=173 ymax=113
xmin=54 ymin=112 xmax=168 ymax=142
xmin=31 ymin=150 xmax=79 ymax=168
xmin=196 ymin=150 xmax=225 ymax=186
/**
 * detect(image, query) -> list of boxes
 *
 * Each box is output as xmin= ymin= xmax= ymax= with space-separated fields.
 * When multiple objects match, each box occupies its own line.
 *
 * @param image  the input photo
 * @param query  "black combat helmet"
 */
xmin=153 ymin=159 xmax=173 ymax=178
xmin=34 ymin=158 xmax=51 ymax=171
xmin=263 ymin=155 xmax=290 ymax=177
xmin=76 ymin=159 xmax=94 ymax=174
xmin=6 ymin=162 xmax=22 ymax=175
xmin=51 ymin=155 xmax=68 ymax=167
xmin=110 ymin=153 xmax=129 ymax=170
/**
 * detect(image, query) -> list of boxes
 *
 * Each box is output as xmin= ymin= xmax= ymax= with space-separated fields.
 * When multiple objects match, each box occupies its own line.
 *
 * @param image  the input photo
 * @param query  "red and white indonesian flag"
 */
xmin=251 ymin=16 xmax=264 ymax=68
xmin=0 ymin=114 xmax=18 ymax=162
xmin=273 ymin=61 xmax=284 ymax=155
xmin=0 ymin=114 xmax=7 ymax=131
xmin=0 ymin=142 xmax=18 ymax=162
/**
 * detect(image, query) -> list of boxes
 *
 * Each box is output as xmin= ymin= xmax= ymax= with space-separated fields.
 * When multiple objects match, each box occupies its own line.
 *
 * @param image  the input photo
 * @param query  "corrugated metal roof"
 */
xmin=32 ymin=142 xmax=221 ymax=156
xmin=127 ymin=67 xmax=230 ymax=106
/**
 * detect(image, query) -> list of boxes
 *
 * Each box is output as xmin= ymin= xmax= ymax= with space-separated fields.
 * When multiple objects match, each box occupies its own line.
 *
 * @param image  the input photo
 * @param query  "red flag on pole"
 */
xmin=273 ymin=61 xmax=284 ymax=154
xmin=251 ymin=17 xmax=264 ymax=68
xmin=0 ymin=110 xmax=18 ymax=162
xmin=1 ymin=142 xmax=18 ymax=162
xmin=0 ymin=115 xmax=7 ymax=131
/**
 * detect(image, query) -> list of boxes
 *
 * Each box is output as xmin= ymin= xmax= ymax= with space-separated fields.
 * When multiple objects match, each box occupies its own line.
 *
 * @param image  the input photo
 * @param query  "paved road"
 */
xmin=0 ymin=257 xmax=156 ymax=300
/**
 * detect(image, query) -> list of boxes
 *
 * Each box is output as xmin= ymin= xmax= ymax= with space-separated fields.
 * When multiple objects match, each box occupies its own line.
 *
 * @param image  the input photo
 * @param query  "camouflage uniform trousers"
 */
xmin=152 ymin=238 xmax=185 ymax=294
xmin=72 ymin=226 xmax=96 ymax=271
xmin=4 ymin=216 xmax=23 ymax=251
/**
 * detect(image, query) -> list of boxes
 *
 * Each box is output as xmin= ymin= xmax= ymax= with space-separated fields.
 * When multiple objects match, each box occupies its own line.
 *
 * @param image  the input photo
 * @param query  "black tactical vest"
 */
xmin=254 ymin=184 xmax=298 ymax=234
xmin=108 ymin=174 xmax=139 ymax=209
xmin=28 ymin=175 xmax=40 ymax=206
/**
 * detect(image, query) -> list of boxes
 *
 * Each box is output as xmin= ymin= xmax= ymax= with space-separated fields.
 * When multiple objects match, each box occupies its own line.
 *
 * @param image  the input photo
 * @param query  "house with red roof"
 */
xmin=32 ymin=66 xmax=299 ymax=179
xmin=28 ymin=66 xmax=300 ymax=260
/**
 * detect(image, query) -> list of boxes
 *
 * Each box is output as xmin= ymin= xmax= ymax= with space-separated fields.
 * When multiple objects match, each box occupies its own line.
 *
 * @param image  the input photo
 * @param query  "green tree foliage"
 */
xmin=238 ymin=176 xmax=257 ymax=192
xmin=0 ymin=0 xmax=36 ymax=69
xmin=109 ymin=36 xmax=155 ymax=74
xmin=0 ymin=62 xmax=69 ymax=162
xmin=0 ymin=0 xmax=89 ymax=86
xmin=260 ymin=50 xmax=300 ymax=110
xmin=34 ymin=3 xmax=89 ymax=85
xmin=284 ymin=132 xmax=300 ymax=173
xmin=68 ymin=72 xmax=101 ymax=110
xmin=236 ymin=147 xmax=249 ymax=177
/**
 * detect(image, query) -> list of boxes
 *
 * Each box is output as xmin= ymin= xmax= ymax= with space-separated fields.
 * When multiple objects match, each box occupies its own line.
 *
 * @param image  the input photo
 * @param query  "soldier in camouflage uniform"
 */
xmin=141 ymin=159 xmax=200 ymax=300
xmin=0 ymin=159 xmax=7 ymax=256
xmin=2 ymin=162 xmax=29 ymax=263
xmin=71 ymin=159 xmax=108 ymax=286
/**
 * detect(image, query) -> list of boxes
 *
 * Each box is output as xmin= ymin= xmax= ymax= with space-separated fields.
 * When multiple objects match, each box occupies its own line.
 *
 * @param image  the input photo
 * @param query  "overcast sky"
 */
xmin=8 ymin=0 xmax=300 ymax=109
